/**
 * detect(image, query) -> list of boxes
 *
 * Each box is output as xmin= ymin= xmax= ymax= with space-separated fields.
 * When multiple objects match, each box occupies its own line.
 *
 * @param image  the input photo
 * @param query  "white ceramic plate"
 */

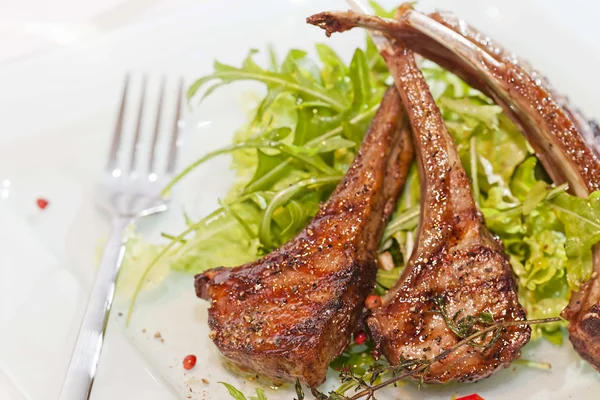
xmin=1 ymin=0 xmax=599 ymax=399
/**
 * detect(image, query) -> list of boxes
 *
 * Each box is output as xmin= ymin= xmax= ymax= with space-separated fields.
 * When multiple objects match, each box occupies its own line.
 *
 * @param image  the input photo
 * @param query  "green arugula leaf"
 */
xmin=439 ymin=97 xmax=502 ymax=130
xmin=249 ymin=388 xmax=268 ymax=400
xmin=369 ymin=0 xmax=395 ymax=18
xmin=220 ymin=382 xmax=248 ymax=400
xmin=170 ymin=201 xmax=262 ymax=272
xmin=316 ymin=44 xmax=350 ymax=91
xmin=349 ymin=49 xmax=373 ymax=111
xmin=520 ymin=231 xmax=568 ymax=291
xmin=292 ymin=54 xmax=323 ymax=85
xmin=341 ymin=120 xmax=365 ymax=144
xmin=293 ymin=107 xmax=339 ymax=146
xmin=365 ymin=36 xmax=389 ymax=85
xmin=251 ymin=86 xmax=286 ymax=128
xmin=381 ymin=206 xmax=419 ymax=244
xmin=481 ymin=187 xmax=525 ymax=235
xmin=273 ymin=199 xmax=313 ymax=241
xmin=188 ymin=49 xmax=348 ymax=112
xmin=276 ymin=143 xmax=338 ymax=175
xmin=309 ymin=136 xmax=356 ymax=153
xmin=267 ymin=44 xmax=278 ymax=72
xmin=376 ymin=266 xmax=404 ymax=290
xmin=294 ymin=379 xmax=305 ymax=400
xmin=259 ymin=176 xmax=341 ymax=249
xmin=219 ymin=382 xmax=268 ymax=400
xmin=330 ymin=341 xmax=376 ymax=374
xmin=247 ymin=150 xmax=290 ymax=190
xmin=522 ymin=181 xmax=550 ymax=215
xmin=475 ymin=115 xmax=530 ymax=188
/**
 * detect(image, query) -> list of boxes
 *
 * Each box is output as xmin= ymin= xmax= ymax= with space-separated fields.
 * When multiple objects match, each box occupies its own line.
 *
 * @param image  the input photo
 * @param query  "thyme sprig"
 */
xmin=310 ymin=316 xmax=561 ymax=400
xmin=295 ymin=379 xmax=305 ymax=400
xmin=431 ymin=295 xmax=495 ymax=340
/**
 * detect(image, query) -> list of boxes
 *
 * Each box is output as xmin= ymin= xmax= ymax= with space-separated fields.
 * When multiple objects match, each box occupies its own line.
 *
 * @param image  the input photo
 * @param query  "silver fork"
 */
xmin=59 ymin=75 xmax=183 ymax=400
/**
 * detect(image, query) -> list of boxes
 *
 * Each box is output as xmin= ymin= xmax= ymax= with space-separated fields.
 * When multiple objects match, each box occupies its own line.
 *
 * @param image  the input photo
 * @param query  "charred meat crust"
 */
xmin=423 ymin=11 xmax=600 ymax=372
xmin=363 ymin=37 xmax=529 ymax=382
xmin=367 ymin=244 xmax=528 ymax=382
xmin=195 ymin=87 xmax=414 ymax=387
xmin=427 ymin=11 xmax=600 ymax=158
xmin=563 ymin=246 xmax=600 ymax=371
xmin=307 ymin=4 xmax=600 ymax=374
xmin=307 ymin=9 xmax=600 ymax=197
xmin=425 ymin=10 xmax=600 ymax=196
xmin=568 ymin=299 xmax=600 ymax=370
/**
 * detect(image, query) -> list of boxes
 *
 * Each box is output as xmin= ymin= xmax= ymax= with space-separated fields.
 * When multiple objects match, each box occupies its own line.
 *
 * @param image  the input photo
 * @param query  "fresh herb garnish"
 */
xmin=513 ymin=359 xmax=552 ymax=370
xmin=309 ymin=317 xmax=562 ymax=400
xmin=220 ymin=382 xmax=267 ymax=400
xmin=431 ymin=295 xmax=496 ymax=340
xmin=294 ymin=378 xmax=305 ymax=400
xmin=218 ymin=314 xmax=561 ymax=400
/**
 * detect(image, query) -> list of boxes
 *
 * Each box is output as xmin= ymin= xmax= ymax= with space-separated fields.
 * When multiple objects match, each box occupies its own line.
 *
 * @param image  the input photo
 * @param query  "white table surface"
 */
xmin=0 ymin=1 xmax=598 ymax=399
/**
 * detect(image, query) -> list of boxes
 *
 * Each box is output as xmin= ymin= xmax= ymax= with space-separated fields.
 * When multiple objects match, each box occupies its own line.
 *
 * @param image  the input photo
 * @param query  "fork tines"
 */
xmin=107 ymin=74 xmax=184 ymax=181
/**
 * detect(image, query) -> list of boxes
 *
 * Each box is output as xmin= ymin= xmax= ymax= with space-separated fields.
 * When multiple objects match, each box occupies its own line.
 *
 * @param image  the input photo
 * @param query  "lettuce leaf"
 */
xmin=169 ymin=202 xmax=263 ymax=273
xmin=115 ymin=229 xmax=171 ymax=301
xmin=549 ymin=191 xmax=600 ymax=290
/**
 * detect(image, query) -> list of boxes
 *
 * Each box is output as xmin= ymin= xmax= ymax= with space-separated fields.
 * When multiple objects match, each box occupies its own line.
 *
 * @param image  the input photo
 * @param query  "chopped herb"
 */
xmin=312 ymin=317 xmax=561 ymax=400
xmin=220 ymin=382 xmax=269 ymax=400
xmin=294 ymin=379 xmax=305 ymax=400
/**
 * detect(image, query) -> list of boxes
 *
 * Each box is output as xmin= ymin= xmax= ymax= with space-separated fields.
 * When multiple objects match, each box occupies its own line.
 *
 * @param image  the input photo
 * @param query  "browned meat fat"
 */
xmin=195 ymin=87 xmax=414 ymax=387
xmin=374 ymin=40 xmax=528 ymax=383
xmin=421 ymin=12 xmax=600 ymax=371
xmin=308 ymin=3 xmax=600 ymax=374
xmin=307 ymin=8 xmax=600 ymax=197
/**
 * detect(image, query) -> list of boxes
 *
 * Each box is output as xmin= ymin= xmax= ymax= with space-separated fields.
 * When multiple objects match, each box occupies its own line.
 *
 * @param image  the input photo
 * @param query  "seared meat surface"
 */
xmin=195 ymin=88 xmax=414 ymax=387
xmin=307 ymin=8 xmax=600 ymax=196
xmin=308 ymin=4 xmax=600 ymax=373
xmin=427 ymin=10 xmax=600 ymax=158
xmin=371 ymin=37 xmax=528 ymax=382
xmin=424 ymin=12 xmax=600 ymax=370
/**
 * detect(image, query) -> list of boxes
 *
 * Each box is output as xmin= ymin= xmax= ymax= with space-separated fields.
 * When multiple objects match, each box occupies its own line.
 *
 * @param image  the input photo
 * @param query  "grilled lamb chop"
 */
xmin=195 ymin=87 xmax=414 ymax=387
xmin=359 ymin=32 xmax=528 ymax=382
xmin=308 ymin=4 xmax=600 ymax=372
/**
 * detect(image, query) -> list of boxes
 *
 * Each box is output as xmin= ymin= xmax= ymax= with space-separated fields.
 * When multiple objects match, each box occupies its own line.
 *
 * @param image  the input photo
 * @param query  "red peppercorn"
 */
xmin=365 ymin=294 xmax=382 ymax=309
xmin=36 ymin=198 xmax=49 ymax=210
xmin=456 ymin=394 xmax=484 ymax=400
xmin=354 ymin=331 xmax=367 ymax=345
xmin=183 ymin=354 xmax=197 ymax=370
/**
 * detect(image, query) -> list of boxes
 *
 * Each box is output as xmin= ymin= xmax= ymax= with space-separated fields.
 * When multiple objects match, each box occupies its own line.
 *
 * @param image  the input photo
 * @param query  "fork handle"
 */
xmin=59 ymin=217 xmax=131 ymax=400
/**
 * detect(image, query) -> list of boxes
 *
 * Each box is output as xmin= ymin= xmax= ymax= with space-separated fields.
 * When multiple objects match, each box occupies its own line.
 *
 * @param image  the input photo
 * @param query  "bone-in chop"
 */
xmin=307 ymin=4 xmax=600 ymax=373
xmin=308 ymin=19 xmax=529 ymax=383
xmin=195 ymin=88 xmax=413 ymax=387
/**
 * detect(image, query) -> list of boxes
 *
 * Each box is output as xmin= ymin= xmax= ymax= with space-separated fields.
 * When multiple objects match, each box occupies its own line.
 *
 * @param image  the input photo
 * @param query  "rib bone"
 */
xmin=195 ymin=88 xmax=413 ymax=387
xmin=377 ymin=38 xmax=528 ymax=383
xmin=307 ymin=4 xmax=600 ymax=372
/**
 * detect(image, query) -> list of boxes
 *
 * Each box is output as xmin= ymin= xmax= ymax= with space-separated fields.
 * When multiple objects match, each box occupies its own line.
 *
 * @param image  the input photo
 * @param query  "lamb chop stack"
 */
xmin=309 ymin=7 xmax=530 ymax=383
xmin=308 ymin=2 xmax=600 ymax=373
xmin=195 ymin=2 xmax=600 ymax=389
xmin=195 ymin=87 xmax=414 ymax=387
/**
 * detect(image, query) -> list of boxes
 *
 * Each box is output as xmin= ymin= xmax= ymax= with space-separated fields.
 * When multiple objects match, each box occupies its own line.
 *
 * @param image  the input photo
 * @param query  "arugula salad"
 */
xmin=121 ymin=7 xmax=600 ymax=368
